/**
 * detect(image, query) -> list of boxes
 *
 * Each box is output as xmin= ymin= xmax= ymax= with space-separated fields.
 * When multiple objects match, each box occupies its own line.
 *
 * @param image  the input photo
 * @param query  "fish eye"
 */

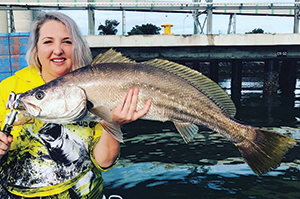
xmin=35 ymin=91 xmax=45 ymax=100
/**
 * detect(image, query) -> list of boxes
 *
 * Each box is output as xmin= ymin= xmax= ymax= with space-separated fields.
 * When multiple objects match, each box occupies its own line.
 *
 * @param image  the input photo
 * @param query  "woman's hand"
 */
xmin=111 ymin=87 xmax=151 ymax=126
xmin=0 ymin=131 xmax=13 ymax=159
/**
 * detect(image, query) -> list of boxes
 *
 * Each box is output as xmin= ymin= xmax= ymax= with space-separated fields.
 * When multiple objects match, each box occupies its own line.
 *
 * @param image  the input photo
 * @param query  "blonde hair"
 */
xmin=26 ymin=11 xmax=92 ymax=71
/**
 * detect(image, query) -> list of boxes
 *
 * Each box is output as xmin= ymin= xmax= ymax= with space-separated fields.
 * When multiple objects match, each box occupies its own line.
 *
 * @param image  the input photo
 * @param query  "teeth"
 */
xmin=52 ymin=59 xmax=65 ymax=63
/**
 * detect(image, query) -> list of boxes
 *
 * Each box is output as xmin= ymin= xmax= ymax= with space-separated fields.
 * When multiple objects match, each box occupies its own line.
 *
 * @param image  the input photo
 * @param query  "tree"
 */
xmin=127 ymin=23 xmax=161 ymax=35
xmin=98 ymin=19 xmax=120 ymax=35
xmin=245 ymin=28 xmax=264 ymax=34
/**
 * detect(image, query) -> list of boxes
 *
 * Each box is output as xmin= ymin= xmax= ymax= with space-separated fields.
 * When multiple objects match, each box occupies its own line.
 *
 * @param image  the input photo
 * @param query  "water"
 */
xmin=102 ymin=76 xmax=300 ymax=199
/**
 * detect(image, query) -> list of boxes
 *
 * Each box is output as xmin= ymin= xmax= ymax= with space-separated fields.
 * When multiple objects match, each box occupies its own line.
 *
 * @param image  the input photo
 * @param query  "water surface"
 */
xmin=102 ymin=77 xmax=300 ymax=199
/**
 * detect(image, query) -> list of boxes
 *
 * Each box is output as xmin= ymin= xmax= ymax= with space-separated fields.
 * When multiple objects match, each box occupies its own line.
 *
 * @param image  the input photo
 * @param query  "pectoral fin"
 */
xmin=89 ymin=104 xmax=113 ymax=122
xmin=89 ymin=104 xmax=123 ymax=142
xmin=174 ymin=122 xmax=199 ymax=143
xmin=99 ymin=120 xmax=123 ymax=143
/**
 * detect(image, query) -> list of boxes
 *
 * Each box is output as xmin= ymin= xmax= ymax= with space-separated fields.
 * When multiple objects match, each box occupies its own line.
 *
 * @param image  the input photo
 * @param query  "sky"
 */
xmin=59 ymin=0 xmax=296 ymax=35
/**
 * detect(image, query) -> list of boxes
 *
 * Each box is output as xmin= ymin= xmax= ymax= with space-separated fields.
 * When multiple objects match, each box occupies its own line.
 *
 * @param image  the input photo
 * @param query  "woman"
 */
xmin=0 ymin=11 xmax=150 ymax=198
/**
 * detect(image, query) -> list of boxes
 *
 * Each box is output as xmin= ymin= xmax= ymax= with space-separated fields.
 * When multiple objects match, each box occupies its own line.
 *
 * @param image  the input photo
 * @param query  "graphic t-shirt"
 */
xmin=0 ymin=66 xmax=109 ymax=198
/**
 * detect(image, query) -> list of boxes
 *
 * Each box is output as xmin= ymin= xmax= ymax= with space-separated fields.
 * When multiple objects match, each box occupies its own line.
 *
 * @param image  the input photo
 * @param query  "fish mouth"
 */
xmin=15 ymin=99 xmax=41 ymax=117
xmin=14 ymin=102 xmax=25 ymax=111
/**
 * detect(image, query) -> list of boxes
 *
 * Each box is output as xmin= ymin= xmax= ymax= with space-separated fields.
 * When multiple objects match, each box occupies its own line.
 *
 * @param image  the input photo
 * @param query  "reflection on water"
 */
xmin=104 ymin=161 xmax=300 ymax=199
xmin=102 ymin=77 xmax=300 ymax=199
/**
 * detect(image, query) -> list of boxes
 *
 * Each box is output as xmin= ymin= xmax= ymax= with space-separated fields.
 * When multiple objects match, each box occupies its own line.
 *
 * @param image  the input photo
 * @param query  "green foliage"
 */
xmin=127 ymin=23 xmax=161 ymax=35
xmin=98 ymin=19 xmax=120 ymax=35
xmin=245 ymin=28 xmax=265 ymax=34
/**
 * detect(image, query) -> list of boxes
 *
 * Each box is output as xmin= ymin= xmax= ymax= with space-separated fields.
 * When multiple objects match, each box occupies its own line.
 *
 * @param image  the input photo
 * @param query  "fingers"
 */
xmin=123 ymin=88 xmax=135 ymax=116
xmin=115 ymin=88 xmax=136 ymax=115
xmin=0 ymin=131 xmax=13 ymax=158
xmin=116 ymin=92 xmax=128 ymax=112
xmin=133 ymin=98 xmax=151 ymax=120
xmin=128 ymin=88 xmax=139 ymax=118
xmin=112 ymin=87 xmax=151 ymax=125
xmin=0 ymin=132 xmax=9 ymax=145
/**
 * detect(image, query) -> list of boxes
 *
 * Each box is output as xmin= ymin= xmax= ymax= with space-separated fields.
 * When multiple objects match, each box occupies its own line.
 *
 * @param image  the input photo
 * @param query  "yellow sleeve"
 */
xmin=0 ymin=66 xmax=44 ymax=130
xmin=0 ymin=82 xmax=9 ymax=129
xmin=90 ymin=123 xmax=119 ymax=172
xmin=94 ymin=123 xmax=103 ymax=138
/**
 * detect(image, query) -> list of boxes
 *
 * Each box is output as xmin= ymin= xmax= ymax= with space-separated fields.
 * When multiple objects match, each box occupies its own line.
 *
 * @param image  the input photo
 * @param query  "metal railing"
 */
xmin=0 ymin=1 xmax=299 ymax=34
xmin=0 ymin=2 xmax=299 ymax=15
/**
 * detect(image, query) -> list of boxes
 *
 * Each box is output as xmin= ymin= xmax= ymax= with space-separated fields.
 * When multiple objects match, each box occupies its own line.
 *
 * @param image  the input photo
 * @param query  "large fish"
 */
xmin=15 ymin=49 xmax=296 ymax=175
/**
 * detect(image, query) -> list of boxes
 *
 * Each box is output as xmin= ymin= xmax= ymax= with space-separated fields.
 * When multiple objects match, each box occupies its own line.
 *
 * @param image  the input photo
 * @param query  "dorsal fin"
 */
xmin=91 ymin=48 xmax=136 ymax=65
xmin=141 ymin=59 xmax=236 ymax=117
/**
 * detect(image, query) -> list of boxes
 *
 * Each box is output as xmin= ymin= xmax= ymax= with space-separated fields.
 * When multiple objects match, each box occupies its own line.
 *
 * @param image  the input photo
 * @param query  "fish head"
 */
xmin=15 ymin=85 xmax=88 ymax=123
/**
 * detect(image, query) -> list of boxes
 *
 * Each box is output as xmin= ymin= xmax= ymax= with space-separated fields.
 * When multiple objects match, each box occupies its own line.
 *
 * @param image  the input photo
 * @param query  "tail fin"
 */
xmin=235 ymin=128 xmax=296 ymax=175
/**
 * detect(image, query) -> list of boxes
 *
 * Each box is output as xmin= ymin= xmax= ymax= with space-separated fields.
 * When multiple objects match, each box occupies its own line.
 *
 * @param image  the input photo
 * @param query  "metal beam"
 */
xmin=294 ymin=0 xmax=300 ymax=33
xmin=122 ymin=10 xmax=126 ymax=36
xmin=192 ymin=11 xmax=207 ymax=34
xmin=227 ymin=13 xmax=236 ymax=34
xmin=2 ymin=1 xmax=300 ymax=35
xmin=206 ymin=0 xmax=213 ymax=34
xmin=0 ymin=2 xmax=299 ymax=17
xmin=90 ymin=44 xmax=300 ymax=62
xmin=7 ymin=9 xmax=15 ymax=33
xmin=87 ymin=1 xmax=95 ymax=35
xmin=192 ymin=0 xmax=199 ymax=34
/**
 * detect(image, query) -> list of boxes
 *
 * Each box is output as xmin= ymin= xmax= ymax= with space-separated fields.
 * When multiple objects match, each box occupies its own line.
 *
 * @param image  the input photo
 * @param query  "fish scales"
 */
xmin=53 ymin=63 xmax=255 ymax=146
xmin=83 ymin=63 xmax=225 ymax=126
xmin=15 ymin=49 xmax=296 ymax=175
